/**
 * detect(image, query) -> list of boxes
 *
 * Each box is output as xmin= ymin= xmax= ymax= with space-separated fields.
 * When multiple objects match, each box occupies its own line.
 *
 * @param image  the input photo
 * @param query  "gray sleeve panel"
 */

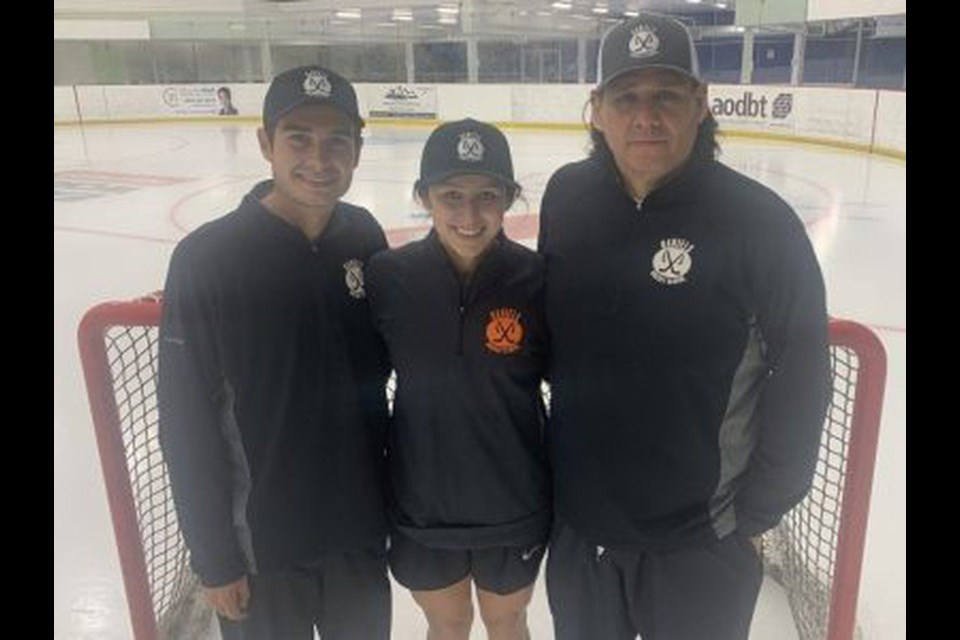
xmin=218 ymin=379 xmax=258 ymax=576
xmin=731 ymin=190 xmax=830 ymax=537
xmin=709 ymin=320 xmax=768 ymax=539
xmin=158 ymin=239 xmax=250 ymax=588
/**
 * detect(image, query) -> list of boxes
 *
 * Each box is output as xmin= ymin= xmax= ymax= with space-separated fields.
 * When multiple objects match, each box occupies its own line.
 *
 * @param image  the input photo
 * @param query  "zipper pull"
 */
xmin=635 ymin=197 xmax=644 ymax=213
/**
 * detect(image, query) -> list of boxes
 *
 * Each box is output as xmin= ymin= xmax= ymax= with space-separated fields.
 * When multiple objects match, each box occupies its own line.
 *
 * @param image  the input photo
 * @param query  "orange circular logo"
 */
xmin=485 ymin=308 xmax=524 ymax=355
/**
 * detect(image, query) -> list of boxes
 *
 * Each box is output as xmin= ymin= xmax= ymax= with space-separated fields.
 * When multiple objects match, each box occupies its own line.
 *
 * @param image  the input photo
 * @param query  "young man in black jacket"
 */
xmin=538 ymin=13 xmax=831 ymax=640
xmin=158 ymin=66 xmax=390 ymax=639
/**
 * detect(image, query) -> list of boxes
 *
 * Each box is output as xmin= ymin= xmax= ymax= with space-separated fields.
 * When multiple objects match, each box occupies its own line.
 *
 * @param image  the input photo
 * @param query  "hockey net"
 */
xmin=78 ymin=296 xmax=885 ymax=640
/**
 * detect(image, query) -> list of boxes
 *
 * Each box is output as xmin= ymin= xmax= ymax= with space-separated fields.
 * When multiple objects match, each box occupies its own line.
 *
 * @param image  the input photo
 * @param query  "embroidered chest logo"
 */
xmin=303 ymin=70 xmax=332 ymax=98
xmin=457 ymin=132 xmax=484 ymax=162
xmin=343 ymin=259 xmax=365 ymax=299
xmin=485 ymin=308 xmax=524 ymax=355
xmin=629 ymin=24 xmax=660 ymax=59
xmin=651 ymin=238 xmax=694 ymax=285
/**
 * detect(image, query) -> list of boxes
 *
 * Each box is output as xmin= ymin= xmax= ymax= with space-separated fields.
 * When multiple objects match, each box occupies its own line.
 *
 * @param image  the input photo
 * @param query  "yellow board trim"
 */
xmin=716 ymin=129 xmax=906 ymax=161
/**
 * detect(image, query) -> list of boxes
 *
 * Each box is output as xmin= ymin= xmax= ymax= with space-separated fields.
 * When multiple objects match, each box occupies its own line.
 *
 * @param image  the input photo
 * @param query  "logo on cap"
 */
xmin=303 ymin=70 xmax=333 ymax=98
xmin=629 ymin=24 xmax=660 ymax=59
xmin=457 ymin=132 xmax=484 ymax=162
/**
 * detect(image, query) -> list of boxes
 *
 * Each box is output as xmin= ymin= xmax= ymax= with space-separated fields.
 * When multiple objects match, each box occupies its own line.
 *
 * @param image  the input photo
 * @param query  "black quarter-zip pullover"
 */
xmin=538 ymin=155 xmax=831 ymax=549
xmin=366 ymin=231 xmax=550 ymax=549
xmin=158 ymin=181 xmax=389 ymax=586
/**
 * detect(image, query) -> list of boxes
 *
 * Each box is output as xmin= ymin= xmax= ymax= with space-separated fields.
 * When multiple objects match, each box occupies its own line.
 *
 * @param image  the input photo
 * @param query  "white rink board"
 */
xmin=54 ymin=86 xmax=79 ymax=122
xmin=511 ymin=84 xmax=590 ymax=124
xmin=436 ymin=83 xmax=514 ymax=122
xmin=708 ymin=84 xmax=878 ymax=147
xmin=73 ymin=85 xmax=110 ymax=120
xmin=874 ymin=91 xmax=906 ymax=153
xmin=57 ymin=82 xmax=904 ymax=154
xmin=791 ymin=87 xmax=876 ymax=145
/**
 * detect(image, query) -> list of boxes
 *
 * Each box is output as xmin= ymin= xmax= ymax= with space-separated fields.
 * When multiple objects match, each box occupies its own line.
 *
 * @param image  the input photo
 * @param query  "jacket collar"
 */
xmin=591 ymin=150 xmax=713 ymax=208
xmin=241 ymin=180 xmax=349 ymax=247
xmin=424 ymin=228 xmax=510 ymax=303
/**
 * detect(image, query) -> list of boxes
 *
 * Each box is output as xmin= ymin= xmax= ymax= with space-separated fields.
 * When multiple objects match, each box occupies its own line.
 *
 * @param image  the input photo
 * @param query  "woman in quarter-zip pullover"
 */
xmin=366 ymin=119 xmax=550 ymax=640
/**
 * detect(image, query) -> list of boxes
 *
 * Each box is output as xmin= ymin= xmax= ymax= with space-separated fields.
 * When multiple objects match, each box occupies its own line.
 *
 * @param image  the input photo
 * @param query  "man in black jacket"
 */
xmin=538 ymin=13 xmax=831 ymax=640
xmin=158 ymin=66 xmax=390 ymax=639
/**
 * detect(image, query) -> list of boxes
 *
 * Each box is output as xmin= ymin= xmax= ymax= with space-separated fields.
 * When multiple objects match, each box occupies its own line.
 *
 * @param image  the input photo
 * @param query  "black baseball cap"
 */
xmin=598 ymin=13 xmax=700 ymax=88
xmin=416 ymin=118 xmax=519 ymax=196
xmin=262 ymin=66 xmax=364 ymax=133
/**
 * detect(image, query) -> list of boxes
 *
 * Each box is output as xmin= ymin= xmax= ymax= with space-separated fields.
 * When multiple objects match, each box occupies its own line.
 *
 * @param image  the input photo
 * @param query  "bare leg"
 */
xmin=411 ymin=576 xmax=474 ymax=640
xmin=476 ymin=584 xmax=535 ymax=640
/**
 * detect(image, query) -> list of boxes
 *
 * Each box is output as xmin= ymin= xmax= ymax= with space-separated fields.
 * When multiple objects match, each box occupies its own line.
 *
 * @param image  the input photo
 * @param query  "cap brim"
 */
xmin=416 ymin=169 xmax=520 ymax=194
xmin=267 ymin=97 xmax=365 ymax=130
xmin=599 ymin=64 xmax=700 ymax=89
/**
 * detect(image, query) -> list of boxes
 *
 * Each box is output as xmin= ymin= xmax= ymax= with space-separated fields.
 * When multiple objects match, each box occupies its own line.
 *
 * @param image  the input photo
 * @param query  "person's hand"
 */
xmin=203 ymin=576 xmax=250 ymax=621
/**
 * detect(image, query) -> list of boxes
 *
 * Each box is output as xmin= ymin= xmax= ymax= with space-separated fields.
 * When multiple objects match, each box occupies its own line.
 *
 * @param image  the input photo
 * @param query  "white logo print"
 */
xmin=457 ymin=132 xmax=484 ymax=162
xmin=344 ymin=259 xmax=366 ymax=299
xmin=521 ymin=544 xmax=543 ymax=562
xmin=303 ymin=70 xmax=332 ymax=98
xmin=629 ymin=24 xmax=660 ymax=59
xmin=651 ymin=238 xmax=694 ymax=285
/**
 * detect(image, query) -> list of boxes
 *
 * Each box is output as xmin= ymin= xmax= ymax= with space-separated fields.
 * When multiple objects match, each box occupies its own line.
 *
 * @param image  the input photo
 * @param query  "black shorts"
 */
xmin=388 ymin=530 xmax=547 ymax=596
